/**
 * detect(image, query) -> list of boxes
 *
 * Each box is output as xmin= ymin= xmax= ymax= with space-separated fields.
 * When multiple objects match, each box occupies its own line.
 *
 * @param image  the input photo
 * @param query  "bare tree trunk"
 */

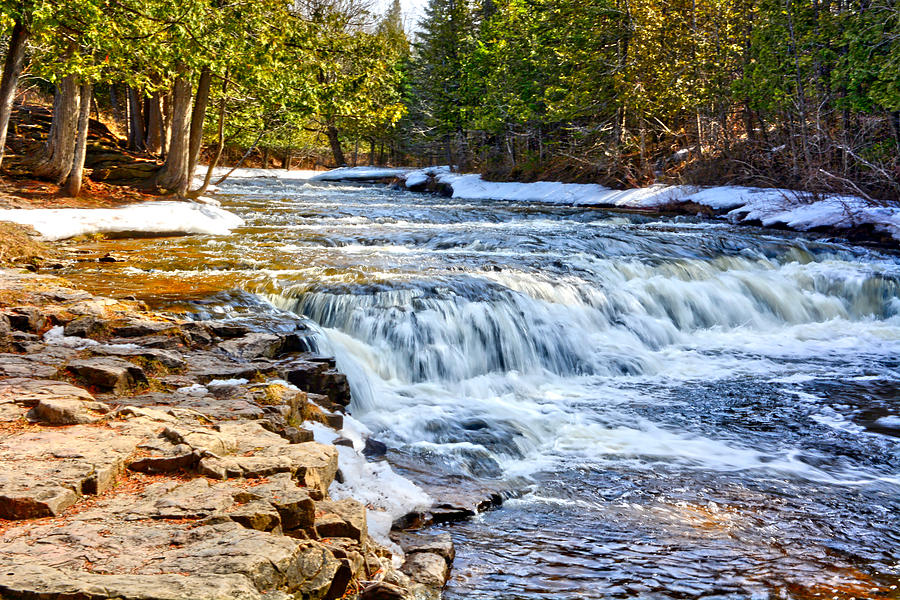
xmin=326 ymin=124 xmax=346 ymax=166
xmin=156 ymin=72 xmax=192 ymax=196
xmin=161 ymin=91 xmax=173 ymax=157
xmin=0 ymin=20 xmax=29 ymax=169
xmin=262 ymin=146 xmax=269 ymax=169
xmin=368 ymin=138 xmax=375 ymax=165
xmin=127 ymin=86 xmax=146 ymax=151
xmin=144 ymin=93 xmax=164 ymax=155
xmin=63 ymin=83 xmax=92 ymax=197
xmin=187 ymin=66 xmax=211 ymax=182
xmin=33 ymin=76 xmax=80 ymax=183
xmin=196 ymin=76 xmax=228 ymax=196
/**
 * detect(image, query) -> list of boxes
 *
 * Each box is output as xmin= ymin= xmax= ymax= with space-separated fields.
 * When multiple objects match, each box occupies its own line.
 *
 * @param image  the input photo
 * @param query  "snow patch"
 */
xmin=43 ymin=326 xmax=99 ymax=349
xmin=0 ymin=201 xmax=244 ymax=241
xmin=402 ymin=168 xmax=900 ymax=241
xmin=311 ymin=166 xmax=414 ymax=182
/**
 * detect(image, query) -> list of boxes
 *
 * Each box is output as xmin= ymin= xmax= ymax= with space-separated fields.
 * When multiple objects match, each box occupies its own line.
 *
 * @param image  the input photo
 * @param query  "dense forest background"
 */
xmin=0 ymin=0 xmax=898 ymax=200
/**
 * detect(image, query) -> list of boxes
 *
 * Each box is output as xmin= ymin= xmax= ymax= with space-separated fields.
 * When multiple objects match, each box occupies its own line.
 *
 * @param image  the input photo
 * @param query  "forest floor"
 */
xmin=0 ymin=174 xmax=160 ymax=210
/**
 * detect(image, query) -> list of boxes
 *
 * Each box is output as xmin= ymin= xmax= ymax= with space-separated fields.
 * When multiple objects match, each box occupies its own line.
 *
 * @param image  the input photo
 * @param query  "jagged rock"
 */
xmin=4 ymin=306 xmax=45 ymax=332
xmin=219 ymin=332 xmax=285 ymax=359
xmin=428 ymin=505 xmax=476 ymax=524
xmin=0 ymin=378 xmax=95 ymax=408
xmin=360 ymin=581 xmax=408 ymax=600
xmin=67 ymin=357 xmax=147 ymax=392
xmin=63 ymin=315 xmax=105 ymax=337
xmin=314 ymin=499 xmax=367 ymax=543
xmin=400 ymin=552 xmax=450 ymax=588
xmin=0 ymin=312 xmax=11 ymax=349
xmin=286 ymin=361 xmax=352 ymax=408
xmin=186 ymin=352 xmax=277 ymax=383
xmin=283 ymin=426 xmax=315 ymax=444
xmin=129 ymin=450 xmax=199 ymax=474
xmin=181 ymin=321 xmax=214 ymax=346
xmin=0 ymin=564 xmax=266 ymax=600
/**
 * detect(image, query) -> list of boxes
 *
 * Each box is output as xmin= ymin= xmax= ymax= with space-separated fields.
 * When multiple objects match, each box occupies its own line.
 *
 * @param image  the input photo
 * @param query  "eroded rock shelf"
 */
xmin=0 ymin=269 xmax=453 ymax=600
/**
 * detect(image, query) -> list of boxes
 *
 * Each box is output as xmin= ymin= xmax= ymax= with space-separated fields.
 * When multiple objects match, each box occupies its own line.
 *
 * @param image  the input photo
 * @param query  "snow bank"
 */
xmin=310 ymin=166 xmax=414 ymax=182
xmin=405 ymin=168 xmax=900 ymax=241
xmin=194 ymin=166 xmax=321 ymax=185
xmin=0 ymin=201 xmax=244 ymax=241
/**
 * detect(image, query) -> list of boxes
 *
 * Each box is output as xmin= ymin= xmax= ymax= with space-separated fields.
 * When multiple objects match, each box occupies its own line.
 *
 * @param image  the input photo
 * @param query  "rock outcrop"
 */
xmin=0 ymin=269 xmax=453 ymax=600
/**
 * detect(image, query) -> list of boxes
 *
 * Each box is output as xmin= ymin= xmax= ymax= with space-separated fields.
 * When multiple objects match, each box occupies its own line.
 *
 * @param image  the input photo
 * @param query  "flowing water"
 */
xmin=61 ymin=175 xmax=900 ymax=599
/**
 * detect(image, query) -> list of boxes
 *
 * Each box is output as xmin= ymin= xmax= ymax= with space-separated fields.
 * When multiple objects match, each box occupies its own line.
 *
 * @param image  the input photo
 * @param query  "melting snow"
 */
xmin=0 ymin=201 xmax=244 ymax=241
xmin=401 ymin=168 xmax=900 ymax=241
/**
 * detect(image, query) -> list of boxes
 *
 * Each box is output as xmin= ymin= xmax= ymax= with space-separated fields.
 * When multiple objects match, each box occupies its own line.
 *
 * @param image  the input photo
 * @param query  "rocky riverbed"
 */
xmin=0 ymin=267 xmax=454 ymax=600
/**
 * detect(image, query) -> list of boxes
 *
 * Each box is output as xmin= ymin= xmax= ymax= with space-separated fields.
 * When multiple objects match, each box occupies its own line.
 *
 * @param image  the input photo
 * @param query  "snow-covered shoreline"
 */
xmin=400 ymin=166 xmax=900 ymax=243
xmin=0 ymin=201 xmax=245 ymax=241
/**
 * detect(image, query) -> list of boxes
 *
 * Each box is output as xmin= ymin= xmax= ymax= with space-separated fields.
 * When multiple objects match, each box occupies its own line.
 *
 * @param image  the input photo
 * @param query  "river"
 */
xmin=60 ymin=174 xmax=900 ymax=600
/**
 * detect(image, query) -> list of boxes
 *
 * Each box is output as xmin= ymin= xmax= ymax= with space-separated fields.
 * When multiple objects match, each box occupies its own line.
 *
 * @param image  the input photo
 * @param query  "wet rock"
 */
xmin=363 ymin=437 xmax=388 ymax=458
xmin=428 ymin=504 xmax=476 ymax=524
xmin=205 ymin=321 xmax=254 ymax=339
xmin=285 ymin=361 xmax=352 ymax=408
xmin=67 ymin=356 xmax=147 ymax=392
xmin=400 ymin=551 xmax=449 ymax=588
xmin=392 ymin=532 xmax=455 ymax=564
xmin=98 ymin=252 xmax=126 ymax=263
xmin=314 ymin=499 xmax=367 ymax=543
xmin=333 ymin=436 xmax=354 ymax=449
xmin=187 ymin=352 xmax=277 ymax=383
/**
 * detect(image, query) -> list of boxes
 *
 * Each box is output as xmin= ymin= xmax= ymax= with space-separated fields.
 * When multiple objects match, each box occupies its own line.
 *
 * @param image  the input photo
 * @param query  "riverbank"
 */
xmin=397 ymin=167 xmax=900 ymax=249
xmin=0 ymin=263 xmax=455 ymax=600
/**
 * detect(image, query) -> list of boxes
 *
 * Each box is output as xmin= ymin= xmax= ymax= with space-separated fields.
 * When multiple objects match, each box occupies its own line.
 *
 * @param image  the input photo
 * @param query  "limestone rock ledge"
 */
xmin=0 ymin=269 xmax=453 ymax=600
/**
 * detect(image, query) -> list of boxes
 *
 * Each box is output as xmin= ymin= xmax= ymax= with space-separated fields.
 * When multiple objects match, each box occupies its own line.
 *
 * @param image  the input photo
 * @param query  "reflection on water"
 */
xmin=60 ymin=177 xmax=900 ymax=599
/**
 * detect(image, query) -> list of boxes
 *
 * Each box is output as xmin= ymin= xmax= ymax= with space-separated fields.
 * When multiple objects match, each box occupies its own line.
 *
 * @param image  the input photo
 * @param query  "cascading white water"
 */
xmin=66 ymin=176 xmax=900 ymax=598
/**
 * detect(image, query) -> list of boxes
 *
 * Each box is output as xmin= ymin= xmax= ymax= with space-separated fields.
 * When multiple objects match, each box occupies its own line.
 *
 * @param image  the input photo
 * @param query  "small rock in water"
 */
xmin=98 ymin=252 xmax=126 ymax=263
xmin=363 ymin=437 xmax=388 ymax=458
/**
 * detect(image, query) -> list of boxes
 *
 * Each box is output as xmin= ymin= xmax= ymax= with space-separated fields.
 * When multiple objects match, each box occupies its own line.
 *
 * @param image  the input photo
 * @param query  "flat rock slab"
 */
xmin=0 ymin=564 xmax=267 ymax=600
xmin=0 ymin=420 xmax=152 ymax=519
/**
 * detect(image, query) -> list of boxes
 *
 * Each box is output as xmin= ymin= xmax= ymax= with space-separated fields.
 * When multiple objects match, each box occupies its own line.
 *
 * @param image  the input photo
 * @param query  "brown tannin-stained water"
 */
xmin=60 ymin=174 xmax=900 ymax=600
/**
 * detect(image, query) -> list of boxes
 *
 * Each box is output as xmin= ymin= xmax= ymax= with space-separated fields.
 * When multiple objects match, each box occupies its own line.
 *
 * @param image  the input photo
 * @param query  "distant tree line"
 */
xmin=405 ymin=0 xmax=900 ymax=200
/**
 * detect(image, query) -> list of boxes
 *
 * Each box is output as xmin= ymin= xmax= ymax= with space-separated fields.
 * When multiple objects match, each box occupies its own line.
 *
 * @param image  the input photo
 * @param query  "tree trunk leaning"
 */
xmin=156 ymin=73 xmax=192 ymax=197
xmin=187 ymin=66 xmax=211 ymax=183
xmin=0 ymin=20 xmax=29 ymax=169
xmin=33 ymin=76 xmax=80 ymax=183
xmin=63 ymin=83 xmax=92 ymax=197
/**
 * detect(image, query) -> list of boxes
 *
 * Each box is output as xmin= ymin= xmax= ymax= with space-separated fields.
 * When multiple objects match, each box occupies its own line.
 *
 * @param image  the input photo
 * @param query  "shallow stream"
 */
xmin=61 ymin=176 xmax=900 ymax=599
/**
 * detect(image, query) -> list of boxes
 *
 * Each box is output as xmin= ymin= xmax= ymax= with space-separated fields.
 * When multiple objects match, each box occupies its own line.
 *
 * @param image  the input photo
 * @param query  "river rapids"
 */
xmin=61 ymin=175 xmax=900 ymax=600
